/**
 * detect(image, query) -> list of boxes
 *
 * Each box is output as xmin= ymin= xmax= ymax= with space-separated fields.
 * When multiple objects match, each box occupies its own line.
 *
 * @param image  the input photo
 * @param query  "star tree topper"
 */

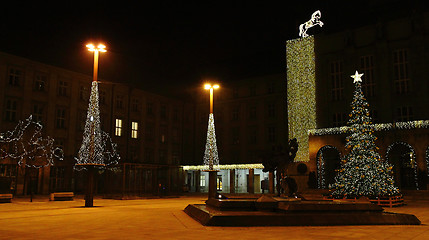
xmin=351 ymin=70 xmax=363 ymax=83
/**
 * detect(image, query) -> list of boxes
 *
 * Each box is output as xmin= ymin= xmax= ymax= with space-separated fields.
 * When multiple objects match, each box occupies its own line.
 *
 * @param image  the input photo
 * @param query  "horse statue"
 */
xmin=299 ymin=10 xmax=324 ymax=38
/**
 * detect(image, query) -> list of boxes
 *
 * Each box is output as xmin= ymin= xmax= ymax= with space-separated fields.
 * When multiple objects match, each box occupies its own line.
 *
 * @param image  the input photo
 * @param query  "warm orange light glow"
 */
xmin=204 ymin=83 xmax=220 ymax=90
xmin=87 ymin=43 xmax=107 ymax=52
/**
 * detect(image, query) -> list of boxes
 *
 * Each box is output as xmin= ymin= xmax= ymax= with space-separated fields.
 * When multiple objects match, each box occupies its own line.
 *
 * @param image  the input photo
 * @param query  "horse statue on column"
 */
xmin=299 ymin=10 xmax=323 ymax=38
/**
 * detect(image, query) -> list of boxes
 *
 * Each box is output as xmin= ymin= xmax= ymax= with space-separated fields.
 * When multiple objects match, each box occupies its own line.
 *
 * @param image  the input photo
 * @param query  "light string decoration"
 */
xmin=183 ymin=163 xmax=264 ymax=171
xmin=203 ymin=113 xmax=219 ymax=171
xmin=385 ymin=142 xmax=418 ymax=190
xmin=287 ymin=35 xmax=316 ymax=162
xmin=427 ymin=147 xmax=429 ymax=177
xmin=331 ymin=71 xmax=399 ymax=197
xmin=316 ymin=145 xmax=340 ymax=189
xmin=75 ymin=81 xmax=120 ymax=170
xmin=0 ymin=115 xmax=64 ymax=168
xmin=309 ymin=120 xmax=429 ymax=136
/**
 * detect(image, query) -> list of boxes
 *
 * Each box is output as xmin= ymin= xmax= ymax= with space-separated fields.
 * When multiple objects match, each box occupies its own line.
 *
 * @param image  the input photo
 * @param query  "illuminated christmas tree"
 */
xmin=75 ymin=81 xmax=119 ymax=170
xmin=203 ymin=113 xmax=219 ymax=170
xmin=331 ymin=71 xmax=399 ymax=197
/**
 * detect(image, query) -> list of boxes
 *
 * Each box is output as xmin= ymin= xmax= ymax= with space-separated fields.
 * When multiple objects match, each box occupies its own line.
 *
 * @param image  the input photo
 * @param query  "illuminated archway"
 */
xmin=316 ymin=145 xmax=341 ymax=189
xmin=386 ymin=142 xmax=418 ymax=190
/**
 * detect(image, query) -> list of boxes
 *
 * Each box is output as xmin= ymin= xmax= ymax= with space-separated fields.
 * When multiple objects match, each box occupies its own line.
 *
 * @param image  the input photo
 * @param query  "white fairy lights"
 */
xmin=75 ymin=81 xmax=120 ymax=170
xmin=0 ymin=115 xmax=63 ymax=168
xmin=203 ymin=113 xmax=220 ymax=171
xmin=287 ymin=36 xmax=316 ymax=162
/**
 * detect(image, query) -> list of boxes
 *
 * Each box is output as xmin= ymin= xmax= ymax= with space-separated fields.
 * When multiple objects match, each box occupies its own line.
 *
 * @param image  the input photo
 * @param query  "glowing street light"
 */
xmin=204 ymin=83 xmax=219 ymax=114
xmin=86 ymin=43 xmax=106 ymax=82
xmin=203 ymin=83 xmax=220 ymax=199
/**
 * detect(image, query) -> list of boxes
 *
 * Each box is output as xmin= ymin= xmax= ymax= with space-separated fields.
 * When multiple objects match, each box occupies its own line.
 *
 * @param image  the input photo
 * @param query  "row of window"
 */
xmin=330 ymin=49 xmax=411 ymax=101
xmin=217 ymin=126 xmax=278 ymax=145
xmin=203 ymin=103 xmax=278 ymax=123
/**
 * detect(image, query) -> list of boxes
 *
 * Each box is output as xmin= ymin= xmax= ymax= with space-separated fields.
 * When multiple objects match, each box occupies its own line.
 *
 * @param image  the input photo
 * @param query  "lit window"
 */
xmin=217 ymin=176 xmax=222 ymax=191
xmin=115 ymin=119 xmax=122 ymax=136
xmin=131 ymin=122 xmax=138 ymax=139
xmin=200 ymin=175 xmax=206 ymax=187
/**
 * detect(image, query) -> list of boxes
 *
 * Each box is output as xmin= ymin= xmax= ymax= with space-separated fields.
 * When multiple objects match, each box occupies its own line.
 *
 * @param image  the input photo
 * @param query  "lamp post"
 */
xmin=203 ymin=83 xmax=219 ymax=199
xmin=81 ymin=43 xmax=106 ymax=207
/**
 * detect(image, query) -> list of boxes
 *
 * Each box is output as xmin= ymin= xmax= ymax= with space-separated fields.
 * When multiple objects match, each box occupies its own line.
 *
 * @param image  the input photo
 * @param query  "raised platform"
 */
xmin=184 ymin=197 xmax=421 ymax=226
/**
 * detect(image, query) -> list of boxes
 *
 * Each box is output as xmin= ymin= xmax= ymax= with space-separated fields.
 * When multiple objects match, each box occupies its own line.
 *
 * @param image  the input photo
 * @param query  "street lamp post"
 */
xmin=82 ymin=43 xmax=106 ymax=207
xmin=204 ymin=83 xmax=219 ymax=199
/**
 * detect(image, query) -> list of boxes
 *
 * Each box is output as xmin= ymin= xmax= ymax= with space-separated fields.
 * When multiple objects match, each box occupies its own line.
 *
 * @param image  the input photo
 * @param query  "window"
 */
xmin=232 ymin=87 xmax=239 ymax=98
xmin=249 ymin=85 xmax=256 ymax=96
xmin=56 ymin=108 xmax=66 ymax=128
xmin=160 ymin=127 xmax=167 ymax=143
xmin=248 ymin=105 xmax=257 ymax=119
xmin=330 ymin=60 xmax=344 ymax=101
xmin=131 ymin=122 xmax=138 ymax=139
xmin=8 ymin=67 xmax=23 ymax=87
xmin=144 ymin=148 xmax=154 ymax=163
xmin=58 ymin=80 xmax=69 ymax=96
xmin=370 ymin=109 xmax=378 ymax=123
xmin=360 ymin=55 xmax=375 ymax=97
xmin=147 ymin=102 xmax=154 ymax=116
xmin=33 ymin=72 xmax=47 ymax=91
xmin=115 ymin=119 xmax=123 ymax=136
xmin=248 ymin=126 xmax=258 ymax=144
xmin=79 ymin=85 xmax=89 ymax=101
xmin=159 ymin=150 xmax=166 ymax=163
xmin=232 ymin=127 xmax=240 ymax=145
xmin=232 ymin=106 xmax=240 ymax=121
xmin=217 ymin=176 xmax=222 ymax=191
xmin=116 ymin=95 xmax=124 ymax=109
xmin=5 ymin=99 xmax=17 ymax=122
xmin=172 ymin=108 xmax=178 ymax=121
xmin=267 ymin=82 xmax=275 ymax=94
xmin=267 ymin=103 xmax=276 ymax=118
xmin=32 ymin=104 xmax=44 ymax=124
xmin=200 ymin=175 xmax=206 ymax=187
xmin=160 ymin=105 xmax=167 ymax=119
xmin=397 ymin=106 xmax=413 ymax=122
xmin=332 ymin=113 xmax=347 ymax=127
xmin=145 ymin=124 xmax=154 ymax=141
xmin=393 ymin=49 xmax=410 ymax=94
xmin=267 ymin=126 xmax=276 ymax=143
xmin=131 ymin=98 xmax=139 ymax=112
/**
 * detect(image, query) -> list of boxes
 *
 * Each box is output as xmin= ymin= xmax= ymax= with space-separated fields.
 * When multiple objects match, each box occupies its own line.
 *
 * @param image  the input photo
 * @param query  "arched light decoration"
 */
xmin=386 ymin=142 xmax=418 ymax=190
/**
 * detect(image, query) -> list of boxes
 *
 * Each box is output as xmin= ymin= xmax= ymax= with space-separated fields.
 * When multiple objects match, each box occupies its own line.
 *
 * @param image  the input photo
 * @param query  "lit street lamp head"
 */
xmin=86 ymin=43 xmax=107 ymax=52
xmin=204 ymin=83 xmax=220 ymax=90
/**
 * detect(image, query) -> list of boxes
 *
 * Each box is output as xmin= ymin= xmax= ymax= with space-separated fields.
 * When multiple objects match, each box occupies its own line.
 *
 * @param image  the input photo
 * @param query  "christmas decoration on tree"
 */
xmin=331 ymin=71 xmax=399 ymax=197
xmin=0 ymin=115 xmax=63 ymax=168
xmin=203 ymin=113 xmax=219 ymax=170
xmin=75 ymin=80 xmax=120 ymax=170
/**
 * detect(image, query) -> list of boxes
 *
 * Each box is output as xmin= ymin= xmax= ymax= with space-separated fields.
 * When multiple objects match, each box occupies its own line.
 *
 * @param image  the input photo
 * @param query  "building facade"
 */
xmin=307 ymin=10 xmax=429 ymax=191
xmin=0 ymin=51 xmax=192 ymax=197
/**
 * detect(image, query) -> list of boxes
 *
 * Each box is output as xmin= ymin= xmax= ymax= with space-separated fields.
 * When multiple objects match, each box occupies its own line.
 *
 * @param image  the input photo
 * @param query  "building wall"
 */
xmin=0 ymin=51 xmax=190 ymax=195
xmin=194 ymin=74 xmax=287 ymax=167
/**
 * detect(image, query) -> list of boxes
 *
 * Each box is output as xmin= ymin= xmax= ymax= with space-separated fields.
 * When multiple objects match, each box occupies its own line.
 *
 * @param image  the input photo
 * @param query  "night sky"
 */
xmin=0 ymin=1 xmax=423 ymax=95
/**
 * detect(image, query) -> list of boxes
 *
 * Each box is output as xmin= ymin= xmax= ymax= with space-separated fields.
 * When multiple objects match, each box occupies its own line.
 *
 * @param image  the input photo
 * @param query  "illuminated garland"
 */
xmin=203 ymin=113 xmax=219 ymax=170
xmin=386 ymin=142 xmax=418 ymax=190
xmin=427 ymin=147 xmax=429 ymax=177
xmin=0 ymin=115 xmax=63 ymax=168
xmin=75 ymin=81 xmax=120 ymax=170
xmin=286 ymin=36 xmax=316 ymax=162
xmin=316 ymin=145 xmax=340 ymax=189
xmin=183 ymin=163 xmax=264 ymax=171
xmin=309 ymin=120 xmax=429 ymax=136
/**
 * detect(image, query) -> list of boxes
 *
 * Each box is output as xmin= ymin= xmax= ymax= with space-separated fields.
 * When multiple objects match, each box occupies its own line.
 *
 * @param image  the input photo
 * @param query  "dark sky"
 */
xmin=0 ymin=1 xmax=423 ymax=95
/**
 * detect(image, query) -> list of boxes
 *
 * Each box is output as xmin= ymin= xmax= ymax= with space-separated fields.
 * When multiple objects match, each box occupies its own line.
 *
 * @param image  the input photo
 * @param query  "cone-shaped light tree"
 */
xmin=75 ymin=43 xmax=119 ymax=207
xmin=331 ymin=71 xmax=399 ymax=198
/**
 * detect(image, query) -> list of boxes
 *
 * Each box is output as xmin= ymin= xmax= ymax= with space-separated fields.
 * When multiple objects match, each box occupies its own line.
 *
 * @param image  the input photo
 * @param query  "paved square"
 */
xmin=0 ymin=195 xmax=428 ymax=239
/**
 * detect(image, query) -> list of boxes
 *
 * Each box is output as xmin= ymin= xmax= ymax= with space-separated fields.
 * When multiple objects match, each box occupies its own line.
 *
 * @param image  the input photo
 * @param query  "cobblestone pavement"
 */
xmin=0 ymin=195 xmax=428 ymax=240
